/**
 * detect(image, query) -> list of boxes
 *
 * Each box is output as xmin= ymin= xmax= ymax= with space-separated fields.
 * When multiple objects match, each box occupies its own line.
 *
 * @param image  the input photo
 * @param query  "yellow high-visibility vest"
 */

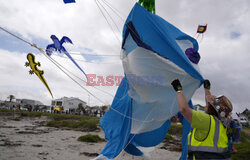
xmin=188 ymin=115 xmax=229 ymax=159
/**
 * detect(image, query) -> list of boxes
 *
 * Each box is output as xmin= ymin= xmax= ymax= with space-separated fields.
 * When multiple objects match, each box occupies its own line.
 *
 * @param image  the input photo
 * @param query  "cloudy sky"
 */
xmin=0 ymin=0 xmax=249 ymax=112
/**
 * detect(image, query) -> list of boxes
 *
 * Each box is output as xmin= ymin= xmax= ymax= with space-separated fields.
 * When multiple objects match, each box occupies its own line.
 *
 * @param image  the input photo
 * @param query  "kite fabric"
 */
xmin=25 ymin=53 xmax=53 ymax=98
xmin=185 ymin=48 xmax=200 ymax=64
xmin=138 ymin=0 xmax=155 ymax=14
xmin=197 ymin=24 xmax=207 ymax=34
xmin=63 ymin=0 xmax=75 ymax=3
xmin=95 ymin=3 xmax=204 ymax=160
xmin=46 ymin=35 xmax=87 ymax=79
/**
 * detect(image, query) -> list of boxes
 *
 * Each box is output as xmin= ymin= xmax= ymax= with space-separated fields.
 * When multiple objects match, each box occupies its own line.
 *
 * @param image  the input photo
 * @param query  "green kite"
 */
xmin=138 ymin=0 xmax=155 ymax=14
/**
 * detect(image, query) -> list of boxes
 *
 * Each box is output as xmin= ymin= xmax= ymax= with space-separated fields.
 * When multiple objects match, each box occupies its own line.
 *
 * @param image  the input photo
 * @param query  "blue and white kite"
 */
xmin=95 ymin=3 xmax=204 ymax=160
xmin=46 ymin=35 xmax=87 ymax=79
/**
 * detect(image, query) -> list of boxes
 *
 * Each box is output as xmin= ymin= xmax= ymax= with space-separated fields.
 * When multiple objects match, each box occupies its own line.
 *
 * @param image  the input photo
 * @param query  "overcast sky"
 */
xmin=0 ymin=0 xmax=249 ymax=113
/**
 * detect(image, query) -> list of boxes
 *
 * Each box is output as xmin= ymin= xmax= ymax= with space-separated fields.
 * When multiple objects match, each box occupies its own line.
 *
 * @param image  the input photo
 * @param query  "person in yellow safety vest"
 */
xmin=171 ymin=79 xmax=233 ymax=160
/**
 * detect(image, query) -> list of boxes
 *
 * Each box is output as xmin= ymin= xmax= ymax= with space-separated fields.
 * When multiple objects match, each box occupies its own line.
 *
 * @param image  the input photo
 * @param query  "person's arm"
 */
xmin=171 ymin=79 xmax=192 ymax=123
xmin=176 ymin=91 xmax=192 ymax=123
xmin=203 ymin=79 xmax=211 ymax=106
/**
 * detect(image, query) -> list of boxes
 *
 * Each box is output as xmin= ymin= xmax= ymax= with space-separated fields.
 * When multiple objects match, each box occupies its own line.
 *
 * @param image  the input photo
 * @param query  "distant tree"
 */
xmin=42 ymin=106 xmax=48 ymax=110
xmin=101 ymin=105 xmax=108 ymax=112
xmin=77 ymin=103 xmax=85 ymax=115
xmin=34 ymin=105 xmax=39 ymax=111
xmin=7 ymin=95 xmax=15 ymax=102
xmin=100 ymin=105 xmax=109 ymax=117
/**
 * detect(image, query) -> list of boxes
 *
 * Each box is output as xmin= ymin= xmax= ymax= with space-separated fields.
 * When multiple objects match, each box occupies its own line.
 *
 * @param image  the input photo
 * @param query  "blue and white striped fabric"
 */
xmin=95 ymin=3 xmax=204 ymax=160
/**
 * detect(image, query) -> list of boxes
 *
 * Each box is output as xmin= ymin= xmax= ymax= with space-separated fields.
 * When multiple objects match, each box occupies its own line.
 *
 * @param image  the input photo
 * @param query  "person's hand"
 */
xmin=203 ymin=79 xmax=211 ymax=90
xmin=171 ymin=79 xmax=182 ymax=92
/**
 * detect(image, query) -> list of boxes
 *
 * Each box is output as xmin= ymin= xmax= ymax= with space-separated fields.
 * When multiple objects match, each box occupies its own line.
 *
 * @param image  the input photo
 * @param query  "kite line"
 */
xmin=0 ymin=26 xmax=187 ymax=124
xmin=0 ymin=25 xmax=164 ymax=123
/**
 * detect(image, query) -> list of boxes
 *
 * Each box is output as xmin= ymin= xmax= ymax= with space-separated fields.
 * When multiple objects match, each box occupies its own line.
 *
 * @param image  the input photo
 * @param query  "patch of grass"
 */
xmin=165 ymin=134 xmax=175 ymax=141
xmin=232 ymin=142 xmax=250 ymax=160
xmin=19 ymin=111 xmax=42 ymax=117
xmin=13 ymin=117 xmax=20 ymax=121
xmin=0 ymin=109 xmax=13 ymax=112
xmin=49 ymin=114 xmax=91 ymax=121
xmin=168 ymin=123 xmax=183 ymax=136
xmin=1 ymin=109 xmax=99 ymax=131
xmin=0 ymin=112 xmax=13 ymax=116
xmin=77 ymin=134 xmax=104 ymax=143
xmin=80 ymin=119 xmax=98 ymax=131
xmin=240 ymin=129 xmax=250 ymax=143
xmin=0 ymin=109 xmax=14 ymax=116
xmin=232 ymin=128 xmax=250 ymax=160
xmin=46 ymin=117 xmax=99 ymax=131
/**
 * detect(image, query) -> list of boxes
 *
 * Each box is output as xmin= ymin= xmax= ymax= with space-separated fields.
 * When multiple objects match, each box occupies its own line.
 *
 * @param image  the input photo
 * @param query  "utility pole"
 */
xmin=88 ymin=94 xmax=90 ymax=106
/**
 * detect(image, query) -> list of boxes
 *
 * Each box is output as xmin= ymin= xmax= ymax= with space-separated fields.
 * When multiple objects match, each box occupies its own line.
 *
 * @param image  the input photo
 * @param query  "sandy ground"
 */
xmin=0 ymin=115 xmax=180 ymax=160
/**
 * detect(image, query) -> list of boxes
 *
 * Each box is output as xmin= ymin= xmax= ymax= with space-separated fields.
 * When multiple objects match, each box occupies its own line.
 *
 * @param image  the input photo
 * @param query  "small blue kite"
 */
xmin=63 ymin=0 xmax=75 ymax=4
xmin=46 ymin=35 xmax=87 ymax=79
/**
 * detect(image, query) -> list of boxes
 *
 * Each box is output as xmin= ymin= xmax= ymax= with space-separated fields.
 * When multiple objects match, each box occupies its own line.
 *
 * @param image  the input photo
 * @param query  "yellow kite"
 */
xmin=25 ymin=53 xmax=53 ymax=98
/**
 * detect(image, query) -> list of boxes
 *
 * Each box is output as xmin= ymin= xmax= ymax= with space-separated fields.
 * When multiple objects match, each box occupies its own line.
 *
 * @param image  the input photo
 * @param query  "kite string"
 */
xmin=68 ymin=52 xmax=120 ymax=57
xmin=121 ymin=76 xmax=186 ymax=155
xmin=118 ymin=72 xmax=191 ymax=157
xmin=36 ymin=55 xmax=138 ymax=121
xmin=101 ymin=0 xmax=125 ymax=21
xmin=97 ymin=0 xmax=122 ymax=34
xmin=0 ymin=26 xmax=150 ymax=122
xmin=53 ymin=52 xmax=157 ymax=65
xmin=94 ymin=0 xmax=121 ymax=45
xmin=120 ymin=102 xmax=156 ymax=158
xmin=46 ymin=55 xmax=175 ymax=122
xmin=1 ymin=27 xmax=194 ymax=159
xmin=0 ymin=26 xmax=106 ymax=104
xmin=52 ymin=54 xmax=121 ymax=64
xmin=46 ymin=54 xmax=116 ymax=98
xmin=42 ymin=52 xmax=108 ymax=105
xmin=0 ymin=26 xmax=180 ymax=123
xmin=42 ymin=54 xmax=143 ymax=122
xmin=98 ymin=0 xmax=124 ymax=32
xmin=0 ymin=26 xmax=37 ymax=48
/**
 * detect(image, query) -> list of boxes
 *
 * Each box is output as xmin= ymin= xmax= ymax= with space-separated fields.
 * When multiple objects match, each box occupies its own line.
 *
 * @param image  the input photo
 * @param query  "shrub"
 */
xmin=77 ymin=134 xmax=104 ymax=143
xmin=46 ymin=119 xmax=98 ymax=131
xmin=13 ymin=117 xmax=20 ymax=121
xmin=165 ymin=134 xmax=175 ymax=141
xmin=168 ymin=123 xmax=183 ymax=136
xmin=20 ymin=111 xmax=42 ymax=117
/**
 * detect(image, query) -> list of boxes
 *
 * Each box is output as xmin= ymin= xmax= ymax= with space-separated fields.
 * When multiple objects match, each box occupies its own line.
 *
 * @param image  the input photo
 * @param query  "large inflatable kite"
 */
xmin=95 ymin=3 xmax=204 ymax=160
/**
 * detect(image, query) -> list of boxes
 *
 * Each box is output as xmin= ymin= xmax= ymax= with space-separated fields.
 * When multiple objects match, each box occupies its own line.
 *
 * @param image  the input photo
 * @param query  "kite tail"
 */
xmin=63 ymin=49 xmax=88 ymax=79
xmin=35 ymin=71 xmax=53 ymax=98
xmin=42 ymin=79 xmax=54 ymax=98
xmin=35 ymin=72 xmax=53 ymax=98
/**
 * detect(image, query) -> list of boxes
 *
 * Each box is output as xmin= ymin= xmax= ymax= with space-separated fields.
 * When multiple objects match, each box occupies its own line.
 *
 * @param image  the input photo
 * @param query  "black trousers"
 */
xmin=188 ymin=151 xmax=231 ymax=160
